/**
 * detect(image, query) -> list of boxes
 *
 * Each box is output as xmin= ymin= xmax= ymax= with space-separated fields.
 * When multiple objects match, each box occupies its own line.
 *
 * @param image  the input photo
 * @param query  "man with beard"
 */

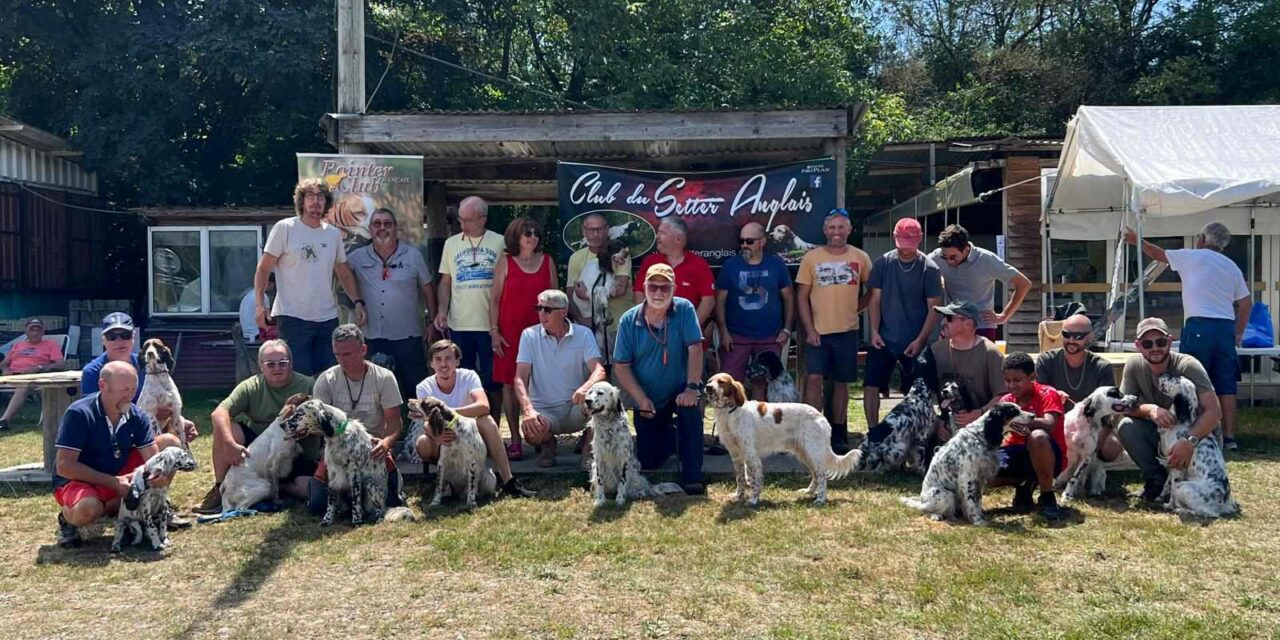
xmin=1034 ymin=312 xmax=1124 ymax=464
xmin=1116 ymin=317 xmax=1221 ymax=503
xmin=715 ymin=221 xmax=794 ymax=400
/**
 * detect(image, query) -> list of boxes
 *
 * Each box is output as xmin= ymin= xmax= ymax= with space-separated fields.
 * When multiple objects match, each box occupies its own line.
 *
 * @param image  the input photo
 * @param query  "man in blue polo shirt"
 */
xmin=614 ymin=263 xmax=705 ymax=494
xmin=54 ymin=361 xmax=183 ymax=548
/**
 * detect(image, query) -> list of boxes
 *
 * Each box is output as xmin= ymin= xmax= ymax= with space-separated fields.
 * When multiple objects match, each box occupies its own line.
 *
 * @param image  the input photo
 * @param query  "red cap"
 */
xmin=893 ymin=218 xmax=923 ymax=250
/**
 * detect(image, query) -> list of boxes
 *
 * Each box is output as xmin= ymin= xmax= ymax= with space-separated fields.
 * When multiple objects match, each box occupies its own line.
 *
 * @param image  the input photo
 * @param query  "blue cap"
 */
xmin=101 ymin=312 xmax=134 ymax=332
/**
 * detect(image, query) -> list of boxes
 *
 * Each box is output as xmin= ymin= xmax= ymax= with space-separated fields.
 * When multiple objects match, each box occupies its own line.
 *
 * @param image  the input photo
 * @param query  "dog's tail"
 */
xmin=899 ymin=495 xmax=928 ymax=511
xmin=825 ymin=448 xmax=862 ymax=480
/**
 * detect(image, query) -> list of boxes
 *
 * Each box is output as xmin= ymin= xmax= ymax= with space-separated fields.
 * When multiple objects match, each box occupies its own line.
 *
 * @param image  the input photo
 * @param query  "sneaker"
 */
xmin=1223 ymin=437 xmax=1239 ymax=451
xmin=167 ymin=513 xmax=194 ymax=531
xmin=830 ymin=423 xmax=850 ymax=455
xmin=500 ymin=476 xmax=536 ymax=498
xmin=1038 ymin=491 xmax=1064 ymax=521
xmin=1012 ymin=484 xmax=1035 ymax=511
xmin=681 ymin=483 xmax=707 ymax=496
xmin=506 ymin=441 xmax=525 ymax=462
xmin=537 ymin=438 xmax=558 ymax=468
xmin=1131 ymin=478 xmax=1167 ymax=504
xmin=191 ymin=484 xmax=223 ymax=515
xmin=57 ymin=513 xmax=82 ymax=548
xmin=0 ymin=418 xmax=9 ymax=431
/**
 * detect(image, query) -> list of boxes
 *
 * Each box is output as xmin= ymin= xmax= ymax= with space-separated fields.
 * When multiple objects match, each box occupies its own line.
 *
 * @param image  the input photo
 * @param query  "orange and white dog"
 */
xmin=704 ymin=373 xmax=858 ymax=506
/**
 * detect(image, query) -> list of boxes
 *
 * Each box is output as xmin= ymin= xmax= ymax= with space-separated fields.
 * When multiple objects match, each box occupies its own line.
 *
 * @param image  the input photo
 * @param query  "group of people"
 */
xmin=40 ymin=176 xmax=1250 ymax=544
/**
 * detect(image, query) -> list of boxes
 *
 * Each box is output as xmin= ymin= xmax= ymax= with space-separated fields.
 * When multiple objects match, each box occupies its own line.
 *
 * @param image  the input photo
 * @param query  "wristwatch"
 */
xmin=1184 ymin=435 xmax=1200 ymax=447
xmin=685 ymin=382 xmax=701 ymax=392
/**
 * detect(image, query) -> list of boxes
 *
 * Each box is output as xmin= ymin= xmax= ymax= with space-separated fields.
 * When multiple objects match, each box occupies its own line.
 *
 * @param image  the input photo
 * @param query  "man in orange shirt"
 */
xmin=1 ymin=318 xmax=66 ymax=430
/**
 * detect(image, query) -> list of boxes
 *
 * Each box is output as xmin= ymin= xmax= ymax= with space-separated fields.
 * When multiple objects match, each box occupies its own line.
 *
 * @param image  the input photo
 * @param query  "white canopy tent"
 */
xmin=1043 ymin=105 xmax=1280 ymax=329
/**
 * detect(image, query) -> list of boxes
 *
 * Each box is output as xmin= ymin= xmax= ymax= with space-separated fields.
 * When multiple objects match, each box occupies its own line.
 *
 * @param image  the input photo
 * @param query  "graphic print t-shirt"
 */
xmin=716 ymin=254 xmax=792 ymax=338
xmin=795 ymin=246 xmax=873 ymax=335
xmin=438 ymin=230 xmax=506 ymax=331
xmin=263 ymin=217 xmax=347 ymax=322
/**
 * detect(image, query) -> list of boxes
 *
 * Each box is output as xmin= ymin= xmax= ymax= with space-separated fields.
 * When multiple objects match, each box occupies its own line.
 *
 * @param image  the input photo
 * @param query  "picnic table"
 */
xmin=0 ymin=370 xmax=81 ymax=483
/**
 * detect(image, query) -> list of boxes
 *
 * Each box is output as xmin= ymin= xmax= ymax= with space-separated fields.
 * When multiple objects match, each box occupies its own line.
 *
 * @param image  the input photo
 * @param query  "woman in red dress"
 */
xmin=489 ymin=216 xmax=557 ymax=460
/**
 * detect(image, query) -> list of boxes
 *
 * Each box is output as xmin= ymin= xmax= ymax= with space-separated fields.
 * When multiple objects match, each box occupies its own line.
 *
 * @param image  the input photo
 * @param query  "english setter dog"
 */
xmin=280 ymin=399 xmax=387 ymax=525
xmin=850 ymin=377 xmax=936 ymax=474
xmin=900 ymin=403 xmax=1032 ymax=526
xmin=768 ymin=224 xmax=818 ymax=252
xmin=575 ymin=239 xmax=631 ymax=358
xmin=137 ymin=338 xmax=187 ymax=447
xmin=220 ymin=393 xmax=307 ymax=512
xmin=413 ymin=398 xmax=497 ymax=509
xmin=744 ymin=350 xmax=799 ymax=403
xmin=1053 ymin=386 xmax=1138 ymax=500
xmin=112 ymin=447 xmax=198 ymax=552
xmin=705 ymin=373 xmax=858 ymax=506
xmin=582 ymin=382 xmax=682 ymax=507
xmin=1157 ymin=374 xmax=1240 ymax=519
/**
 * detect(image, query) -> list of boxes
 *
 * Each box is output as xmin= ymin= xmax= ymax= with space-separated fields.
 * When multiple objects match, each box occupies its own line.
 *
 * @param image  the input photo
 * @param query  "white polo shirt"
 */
xmin=516 ymin=322 xmax=602 ymax=410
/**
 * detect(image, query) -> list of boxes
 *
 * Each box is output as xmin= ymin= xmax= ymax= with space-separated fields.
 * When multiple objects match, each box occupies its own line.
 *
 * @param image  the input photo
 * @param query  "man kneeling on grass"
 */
xmin=54 ymin=361 xmax=183 ymax=548
xmin=992 ymin=352 xmax=1065 ymax=521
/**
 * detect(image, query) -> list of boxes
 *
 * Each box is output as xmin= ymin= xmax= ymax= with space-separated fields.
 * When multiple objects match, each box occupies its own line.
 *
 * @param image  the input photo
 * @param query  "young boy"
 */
xmin=995 ymin=351 xmax=1065 ymax=521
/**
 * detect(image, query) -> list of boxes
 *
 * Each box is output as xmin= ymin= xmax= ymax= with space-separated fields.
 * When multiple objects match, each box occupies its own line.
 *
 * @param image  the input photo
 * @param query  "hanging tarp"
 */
xmin=883 ymin=165 xmax=979 ymax=221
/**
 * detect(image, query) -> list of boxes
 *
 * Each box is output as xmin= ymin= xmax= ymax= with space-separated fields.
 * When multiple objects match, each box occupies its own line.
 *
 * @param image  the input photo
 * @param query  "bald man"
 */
xmin=53 ymin=361 xmax=183 ymax=548
xmin=1034 ymin=313 xmax=1125 ymax=463
xmin=715 ymin=221 xmax=794 ymax=399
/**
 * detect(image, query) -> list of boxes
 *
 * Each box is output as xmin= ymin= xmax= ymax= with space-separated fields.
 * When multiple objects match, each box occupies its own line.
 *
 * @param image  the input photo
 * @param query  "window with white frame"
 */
xmin=149 ymin=226 xmax=262 ymax=315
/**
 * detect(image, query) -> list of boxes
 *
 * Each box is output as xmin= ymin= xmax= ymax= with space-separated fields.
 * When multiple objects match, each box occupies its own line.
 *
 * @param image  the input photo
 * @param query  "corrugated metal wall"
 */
xmin=0 ymin=138 xmax=97 ymax=194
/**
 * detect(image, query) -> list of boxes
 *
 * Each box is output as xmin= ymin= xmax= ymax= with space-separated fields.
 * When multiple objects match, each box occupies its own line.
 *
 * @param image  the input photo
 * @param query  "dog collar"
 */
xmin=726 ymin=405 xmax=739 ymax=414
xmin=335 ymin=419 xmax=350 ymax=436
xmin=445 ymin=414 xmax=458 ymax=431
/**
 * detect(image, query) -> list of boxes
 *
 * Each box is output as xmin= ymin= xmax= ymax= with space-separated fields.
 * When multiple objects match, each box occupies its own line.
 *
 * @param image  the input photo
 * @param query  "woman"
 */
xmin=489 ymin=216 xmax=557 ymax=460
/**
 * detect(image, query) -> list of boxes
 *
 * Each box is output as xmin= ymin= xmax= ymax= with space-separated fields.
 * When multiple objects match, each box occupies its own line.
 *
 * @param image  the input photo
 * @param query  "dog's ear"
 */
xmin=316 ymin=406 xmax=337 ymax=437
xmin=124 ymin=469 xmax=148 ymax=511
xmin=280 ymin=393 xmax=310 ymax=418
xmin=612 ymin=391 xmax=623 ymax=415
xmin=731 ymin=379 xmax=747 ymax=406
xmin=982 ymin=410 xmax=1005 ymax=449
xmin=1171 ymin=392 xmax=1194 ymax=424
xmin=160 ymin=346 xmax=176 ymax=371
xmin=1081 ymin=395 xmax=1098 ymax=419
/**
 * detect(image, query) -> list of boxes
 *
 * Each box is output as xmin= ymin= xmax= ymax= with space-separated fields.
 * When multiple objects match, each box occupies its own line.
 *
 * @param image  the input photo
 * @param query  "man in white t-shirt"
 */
xmin=253 ymin=179 xmax=366 ymax=376
xmin=1125 ymin=221 xmax=1250 ymax=450
xmin=412 ymin=339 xmax=534 ymax=498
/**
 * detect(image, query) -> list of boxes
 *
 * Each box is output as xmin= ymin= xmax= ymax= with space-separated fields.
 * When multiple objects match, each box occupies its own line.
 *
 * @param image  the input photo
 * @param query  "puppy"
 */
xmin=280 ymin=399 xmax=387 ymax=525
xmin=582 ymin=382 xmax=682 ymax=507
xmin=112 ymin=447 xmax=198 ymax=552
xmin=900 ymin=403 xmax=1032 ymax=525
xmin=1156 ymin=375 xmax=1240 ymax=519
xmin=220 ymin=393 xmax=307 ymax=512
xmin=744 ymin=350 xmax=799 ymax=403
xmin=850 ymin=377 xmax=936 ymax=474
xmin=414 ymin=398 xmax=496 ymax=509
xmin=137 ymin=338 xmax=187 ymax=446
xmin=1053 ymin=386 xmax=1138 ymax=499
xmin=705 ymin=373 xmax=857 ymax=506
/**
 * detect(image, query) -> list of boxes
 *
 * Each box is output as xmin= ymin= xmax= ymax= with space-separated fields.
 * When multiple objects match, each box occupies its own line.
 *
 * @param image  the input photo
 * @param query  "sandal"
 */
xmin=506 ymin=441 xmax=525 ymax=461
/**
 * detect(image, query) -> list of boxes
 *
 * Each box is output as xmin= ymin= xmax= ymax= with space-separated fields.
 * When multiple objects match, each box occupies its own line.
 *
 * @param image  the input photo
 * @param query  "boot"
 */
xmin=831 ymin=423 xmax=850 ymax=455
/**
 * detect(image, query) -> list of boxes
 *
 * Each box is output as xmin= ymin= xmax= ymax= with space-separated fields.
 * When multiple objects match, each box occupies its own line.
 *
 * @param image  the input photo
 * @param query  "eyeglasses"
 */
xmin=535 ymin=305 xmax=564 ymax=314
xmin=263 ymin=359 xmax=292 ymax=368
xmin=646 ymin=283 xmax=673 ymax=293
xmin=583 ymin=226 xmax=607 ymax=234
xmin=739 ymin=237 xmax=760 ymax=245
xmin=371 ymin=220 xmax=395 ymax=228
xmin=1062 ymin=331 xmax=1092 ymax=341
xmin=943 ymin=315 xmax=971 ymax=323
xmin=522 ymin=229 xmax=540 ymax=238
xmin=1139 ymin=337 xmax=1170 ymax=349
xmin=104 ymin=331 xmax=133 ymax=341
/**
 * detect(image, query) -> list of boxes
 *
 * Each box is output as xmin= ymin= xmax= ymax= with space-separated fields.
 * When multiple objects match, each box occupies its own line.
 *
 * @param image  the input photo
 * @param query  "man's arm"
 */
xmin=796 ymin=283 xmax=818 ymax=345
xmin=434 ymin=274 xmax=453 ymax=331
xmin=333 ymin=262 xmax=365 ymax=325
xmin=714 ymin=290 xmax=730 ymax=347
xmin=1235 ymin=294 xmax=1251 ymax=345
xmin=513 ymin=362 xmax=537 ymax=420
xmin=996 ymin=273 xmax=1032 ymax=324
xmin=696 ymin=296 xmax=715 ymax=326
xmin=253 ymin=253 xmax=279 ymax=331
xmin=779 ymin=285 xmax=795 ymax=335
xmin=1123 ymin=227 xmax=1168 ymax=263
xmin=866 ymin=288 xmax=884 ymax=348
xmin=421 ymin=283 xmax=439 ymax=327
xmin=613 ymin=362 xmax=650 ymax=413
xmin=909 ymin=295 xmax=943 ymax=356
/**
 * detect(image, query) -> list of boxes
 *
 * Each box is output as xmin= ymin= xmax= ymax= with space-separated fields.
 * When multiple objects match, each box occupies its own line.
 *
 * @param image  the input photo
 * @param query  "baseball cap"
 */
xmin=1135 ymin=317 xmax=1171 ymax=338
xmin=102 ymin=312 xmax=134 ymax=333
xmin=25 ymin=317 xmax=44 ymax=328
xmin=893 ymin=218 xmax=923 ymax=250
xmin=644 ymin=263 xmax=676 ymax=283
xmin=933 ymin=301 xmax=981 ymax=321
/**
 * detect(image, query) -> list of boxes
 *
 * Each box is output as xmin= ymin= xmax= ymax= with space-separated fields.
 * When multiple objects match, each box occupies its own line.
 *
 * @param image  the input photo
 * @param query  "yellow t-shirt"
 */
xmin=438 ymin=230 xmax=505 ymax=331
xmin=795 ymin=245 xmax=873 ymax=335
xmin=567 ymin=246 xmax=634 ymax=333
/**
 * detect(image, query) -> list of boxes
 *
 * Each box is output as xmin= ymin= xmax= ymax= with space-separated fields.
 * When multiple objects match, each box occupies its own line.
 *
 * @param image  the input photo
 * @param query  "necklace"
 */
xmin=465 ymin=233 xmax=483 ymax=268
xmin=896 ymin=255 xmax=918 ymax=273
xmin=344 ymin=363 xmax=369 ymax=411
xmin=1062 ymin=356 xmax=1086 ymax=392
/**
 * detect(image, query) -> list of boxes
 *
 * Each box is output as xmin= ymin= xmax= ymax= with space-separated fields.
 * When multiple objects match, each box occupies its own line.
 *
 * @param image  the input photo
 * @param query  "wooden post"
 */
xmin=336 ymin=0 xmax=365 ymax=115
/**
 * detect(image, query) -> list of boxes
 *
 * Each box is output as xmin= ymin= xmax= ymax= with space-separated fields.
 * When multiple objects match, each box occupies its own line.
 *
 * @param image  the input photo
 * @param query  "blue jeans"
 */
xmin=1180 ymin=316 xmax=1240 ymax=395
xmin=451 ymin=330 xmax=499 ymax=392
xmin=276 ymin=316 xmax=338 ymax=376
xmin=633 ymin=398 xmax=704 ymax=485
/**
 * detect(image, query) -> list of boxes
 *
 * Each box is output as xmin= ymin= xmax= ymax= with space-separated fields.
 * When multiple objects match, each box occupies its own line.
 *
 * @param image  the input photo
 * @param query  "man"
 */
xmin=347 ymin=207 xmax=437 ymax=403
xmin=633 ymin=218 xmax=715 ymax=327
xmin=1034 ymin=312 xmax=1124 ymax=463
xmin=715 ymin=221 xmax=794 ymax=399
xmin=795 ymin=209 xmax=873 ymax=452
xmin=80 ymin=312 xmax=195 ymax=440
xmin=930 ymin=224 xmax=1032 ymax=341
xmin=864 ymin=218 xmax=942 ymax=425
xmin=310 ymin=324 xmax=405 ymax=514
xmin=53 ymin=361 xmax=183 ymax=547
xmin=615 ymin=264 xmax=705 ymax=494
xmin=239 ymin=275 xmax=277 ymax=342
xmin=433 ymin=195 xmax=505 ymax=415
xmin=194 ymin=339 xmax=318 ymax=514
xmin=1125 ymin=221 xmax=1250 ymax=450
xmin=994 ymin=352 xmax=1065 ymax=520
xmin=930 ymin=301 xmax=1006 ymax=431
xmin=513 ymin=290 xmax=607 ymax=468
xmin=1117 ymin=317 xmax=1222 ymax=503
xmin=1 ymin=318 xmax=66 ymax=431
xmin=568 ymin=212 xmax=634 ymax=345
xmin=253 ymin=179 xmax=367 ymax=376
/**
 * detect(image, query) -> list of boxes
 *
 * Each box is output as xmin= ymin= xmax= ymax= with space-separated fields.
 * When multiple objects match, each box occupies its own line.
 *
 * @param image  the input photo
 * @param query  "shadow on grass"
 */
xmin=588 ymin=498 xmax=636 ymax=523
xmin=0 ymin=482 xmax=51 ymax=500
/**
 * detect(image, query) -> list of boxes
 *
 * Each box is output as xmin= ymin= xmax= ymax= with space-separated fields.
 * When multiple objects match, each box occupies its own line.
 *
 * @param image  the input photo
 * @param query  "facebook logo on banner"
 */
xmin=810 ymin=176 xmax=822 ymax=188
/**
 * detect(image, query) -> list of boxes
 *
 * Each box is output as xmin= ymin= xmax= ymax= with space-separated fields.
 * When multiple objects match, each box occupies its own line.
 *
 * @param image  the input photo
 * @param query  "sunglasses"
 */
xmin=104 ymin=331 xmax=133 ymax=341
xmin=522 ymin=229 xmax=540 ymax=238
xmin=535 ymin=305 xmax=564 ymax=314
xmin=646 ymin=283 xmax=673 ymax=293
xmin=828 ymin=208 xmax=850 ymax=218
xmin=943 ymin=315 xmax=969 ymax=323
xmin=1062 ymin=331 xmax=1092 ymax=341
xmin=263 ymin=359 xmax=292 ymax=368
xmin=739 ymin=237 xmax=761 ymax=245
xmin=1139 ymin=337 xmax=1170 ymax=349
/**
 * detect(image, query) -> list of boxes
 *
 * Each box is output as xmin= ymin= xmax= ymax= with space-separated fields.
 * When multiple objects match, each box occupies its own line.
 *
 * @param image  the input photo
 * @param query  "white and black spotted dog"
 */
xmin=900 ymin=403 xmax=1033 ymax=526
xmin=850 ymin=377 xmax=936 ymax=474
xmin=112 ymin=447 xmax=198 ymax=552
xmin=137 ymin=338 xmax=187 ymax=447
xmin=413 ymin=398 xmax=497 ymax=509
xmin=768 ymin=224 xmax=818 ymax=252
xmin=583 ymin=382 xmax=683 ymax=507
xmin=221 ymin=393 xmax=307 ymax=512
xmin=705 ymin=373 xmax=858 ymax=506
xmin=1157 ymin=375 xmax=1240 ymax=519
xmin=578 ymin=239 xmax=631 ymax=358
xmin=280 ymin=399 xmax=387 ymax=525
xmin=1054 ymin=386 xmax=1138 ymax=500
xmin=744 ymin=350 xmax=799 ymax=403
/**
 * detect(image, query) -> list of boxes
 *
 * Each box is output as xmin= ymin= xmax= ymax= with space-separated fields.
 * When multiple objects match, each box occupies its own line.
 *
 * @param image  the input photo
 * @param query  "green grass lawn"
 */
xmin=1 ymin=389 xmax=1279 ymax=639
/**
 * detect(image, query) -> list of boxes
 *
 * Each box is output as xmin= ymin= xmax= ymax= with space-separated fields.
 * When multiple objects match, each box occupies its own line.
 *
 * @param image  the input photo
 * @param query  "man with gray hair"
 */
xmin=513 ymin=290 xmax=607 ymax=468
xmin=633 ymin=217 xmax=716 ymax=326
xmin=1125 ymin=221 xmax=1250 ymax=449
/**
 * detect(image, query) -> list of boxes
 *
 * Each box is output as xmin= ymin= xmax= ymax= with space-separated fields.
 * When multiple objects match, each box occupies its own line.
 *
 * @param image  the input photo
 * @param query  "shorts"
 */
xmin=864 ymin=346 xmax=935 ymax=390
xmin=804 ymin=330 xmax=859 ymax=383
xmin=719 ymin=335 xmax=783 ymax=381
xmin=1180 ymin=316 xmax=1241 ymax=395
xmin=450 ymin=330 xmax=500 ymax=392
xmin=997 ymin=440 xmax=1065 ymax=483
xmin=536 ymin=402 xmax=590 ymax=435
xmin=54 ymin=450 xmax=144 ymax=508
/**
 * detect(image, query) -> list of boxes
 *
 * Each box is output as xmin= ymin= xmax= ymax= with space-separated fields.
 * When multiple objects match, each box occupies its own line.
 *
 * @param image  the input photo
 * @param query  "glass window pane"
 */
xmin=152 ymin=230 xmax=202 ymax=314
xmin=1050 ymin=240 xmax=1106 ymax=284
xmin=1220 ymin=235 xmax=1262 ymax=283
xmin=209 ymin=230 xmax=260 ymax=313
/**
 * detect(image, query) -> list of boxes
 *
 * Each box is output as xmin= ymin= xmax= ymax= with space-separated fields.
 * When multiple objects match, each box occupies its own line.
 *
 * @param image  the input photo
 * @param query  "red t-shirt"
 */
xmin=4 ymin=338 xmax=63 ymax=373
xmin=999 ymin=382 xmax=1066 ymax=455
xmin=633 ymin=250 xmax=715 ymax=306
